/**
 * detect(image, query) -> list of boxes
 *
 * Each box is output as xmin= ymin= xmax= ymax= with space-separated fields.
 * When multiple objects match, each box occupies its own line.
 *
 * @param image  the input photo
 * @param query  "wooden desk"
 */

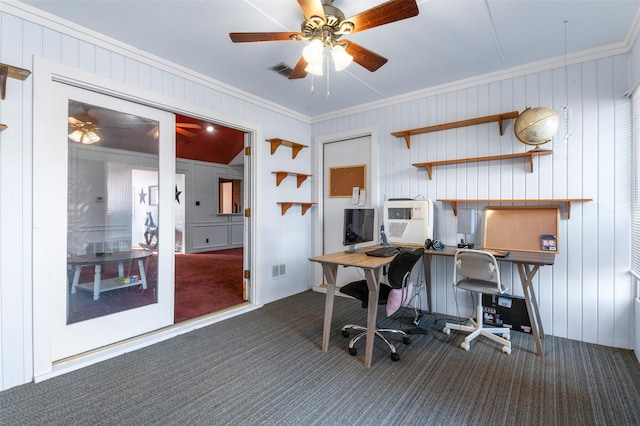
xmin=68 ymin=250 xmax=152 ymax=300
xmin=309 ymin=250 xmax=396 ymax=368
xmin=424 ymin=246 xmax=555 ymax=356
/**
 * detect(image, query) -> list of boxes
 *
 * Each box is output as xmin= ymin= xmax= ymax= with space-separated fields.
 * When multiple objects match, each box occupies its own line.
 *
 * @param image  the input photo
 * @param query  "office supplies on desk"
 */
xmin=366 ymin=246 xmax=400 ymax=257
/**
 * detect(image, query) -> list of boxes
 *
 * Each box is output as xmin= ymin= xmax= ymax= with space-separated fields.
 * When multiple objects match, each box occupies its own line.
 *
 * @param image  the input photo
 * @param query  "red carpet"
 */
xmin=174 ymin=248 xmax=244 ymax=322
xmin=68 ymin=248 xmax=244 ymax=324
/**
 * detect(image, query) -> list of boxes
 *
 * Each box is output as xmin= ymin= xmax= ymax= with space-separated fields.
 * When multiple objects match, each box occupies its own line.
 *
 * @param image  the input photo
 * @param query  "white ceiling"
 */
xmin=18 ymin=0 xmax=640 ymax=118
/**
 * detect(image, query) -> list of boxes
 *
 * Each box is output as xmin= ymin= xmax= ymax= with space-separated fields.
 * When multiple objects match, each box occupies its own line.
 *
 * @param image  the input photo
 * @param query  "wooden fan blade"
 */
xmin=176 ymin=123 xmax=202 ymax=129
xmin=68 ymin=116 xmax=83 ymax=126
xmin=344 ymin=41 xmax=388 ymax=72
xmin=229 ymin=32 xmax=302 ymax=43
xmin=297 ymin=0 xmax=325 ymax=21
xmin=288 ymin=57 xmax=309 ymax=79
xmin=345 ymin=0 xmax=419 ymax=34
xmin=176 ymin=127 xmax=196 ymax=138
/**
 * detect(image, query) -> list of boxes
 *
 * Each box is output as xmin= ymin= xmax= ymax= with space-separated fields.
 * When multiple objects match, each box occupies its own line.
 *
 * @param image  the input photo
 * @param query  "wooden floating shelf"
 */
xmin=272 ymin=171 xmax=311 ymax=188
xmin=413 ymin=149 xmax=552 ymax=180
xmin=0 ymin=124 xmax=7 ymax=132
xmin=266 ymin=138 xmax=308 ymax=159
xmin=438 ymin=198 xmax=593 ymax=219
xmin=277 ymin=202 xmax=317 ymax=216
xmin=0 ymin=63 xmax=31 ymax=100
xmin=391 ymin=111 xmax=520 ymax=149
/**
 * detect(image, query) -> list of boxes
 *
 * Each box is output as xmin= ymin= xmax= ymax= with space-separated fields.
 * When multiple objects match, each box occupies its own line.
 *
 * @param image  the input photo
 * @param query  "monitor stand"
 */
xmin=380 ymin=225 xmax=390 ymax=246
xmin=344 ymin=244 xmax=356 ymax=253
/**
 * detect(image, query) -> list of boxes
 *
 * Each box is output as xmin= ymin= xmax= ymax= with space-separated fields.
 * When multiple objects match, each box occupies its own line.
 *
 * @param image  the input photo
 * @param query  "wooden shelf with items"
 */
xmin=438 ymin=198 xmax=593 ymax=219
xmin=413 ymin=149 xmax=552 ymax=180
xmin=277 ymin=202 xmax=317 ymax=216
xmin=272 ymin=171 xmax=312 ymax=188
xmin=391 ymin=111 xmax=520 ymax=149
xmin=266 ymin=138 xmax=308 ymax=159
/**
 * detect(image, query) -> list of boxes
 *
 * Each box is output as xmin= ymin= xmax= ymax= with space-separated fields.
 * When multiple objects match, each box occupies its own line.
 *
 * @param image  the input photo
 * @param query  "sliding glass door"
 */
xmin=34 ymin=82 xmax=175 ymax=361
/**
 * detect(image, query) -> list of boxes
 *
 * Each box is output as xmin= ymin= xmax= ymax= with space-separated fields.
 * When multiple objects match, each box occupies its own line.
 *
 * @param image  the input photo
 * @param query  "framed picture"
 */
xmin=148 ymin=185 xmax=158 ymax=206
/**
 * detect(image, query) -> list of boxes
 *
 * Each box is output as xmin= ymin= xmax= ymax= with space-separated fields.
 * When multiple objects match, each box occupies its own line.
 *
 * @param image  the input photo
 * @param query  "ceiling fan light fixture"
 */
xmin=69 ymin=128 xmax=100 ymax=144
xmin=84 ymin=130 xmax=101 ymax=144
xmin=304 ymin=62 xmax=323 ymax=76
xmin=68 ymin=129 xmax=84 ymax=143
xmin=332 ymin=44 xmax=353 ymax=71
xmin=302 ymin=39 xmax=323 ymax=65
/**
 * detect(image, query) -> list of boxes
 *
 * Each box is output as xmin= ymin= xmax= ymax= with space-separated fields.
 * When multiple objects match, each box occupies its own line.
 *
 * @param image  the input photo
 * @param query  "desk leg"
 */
xmin=137 ymin=259 xmax=148 ymax=289
xmin=93 ymin=264 xmax=102 ymax=300
xmin=364 ymin=267 xmax=382 ymax=369
xmin=71 ymin=265 xmax=81 ymax=294
xmin=321 ymin=263 xmax=339 ymax=353
xmin=516 ymin=263 xmax=545 ymax=356
xmin=423 ymin=253 xmax=432 ymax=314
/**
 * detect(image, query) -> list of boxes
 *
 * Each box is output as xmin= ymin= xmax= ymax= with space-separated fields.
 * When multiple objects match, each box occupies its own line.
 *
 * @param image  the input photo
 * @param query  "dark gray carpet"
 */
xmin=2 ymin=290 xmax=639 ymax=425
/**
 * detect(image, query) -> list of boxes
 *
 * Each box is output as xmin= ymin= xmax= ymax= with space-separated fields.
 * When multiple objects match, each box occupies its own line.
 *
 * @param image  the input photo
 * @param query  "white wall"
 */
xmin=0 ymin=5 xmax=312 ymax=390
xmin=312 ymin=54 xmax=634 ymax=350
xmin=176 ymin=158 xmax=244 ymax=252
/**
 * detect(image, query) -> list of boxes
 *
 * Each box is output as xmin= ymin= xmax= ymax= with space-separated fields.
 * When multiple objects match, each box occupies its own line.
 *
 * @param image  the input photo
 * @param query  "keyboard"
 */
xmin=366 ymin=246 xmax=400 ymax=257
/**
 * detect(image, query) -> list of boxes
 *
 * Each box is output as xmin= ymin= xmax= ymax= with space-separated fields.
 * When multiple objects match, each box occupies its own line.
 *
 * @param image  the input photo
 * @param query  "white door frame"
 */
xmin=32 ymin=57 xmax=262 ymax=381
xmin=312 ymin=126 xmax=380 ymax=288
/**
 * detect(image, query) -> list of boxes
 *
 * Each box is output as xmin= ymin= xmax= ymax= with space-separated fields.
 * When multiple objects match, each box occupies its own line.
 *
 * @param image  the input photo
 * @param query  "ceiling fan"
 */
xmin=68 ymin=113 xmax=101 ymax=144
xmin=229 ymin=0 xmax=419 ymax=79
xmin=147 ymin=122 xmax=203 ymax=139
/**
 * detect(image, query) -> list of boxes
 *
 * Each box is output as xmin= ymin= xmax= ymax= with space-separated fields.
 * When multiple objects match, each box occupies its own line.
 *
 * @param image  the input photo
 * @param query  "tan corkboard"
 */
xmin=483 ymin=206 xmax=560 ymax=253
xmin=329 ymin=164 xmax=366 ymax=197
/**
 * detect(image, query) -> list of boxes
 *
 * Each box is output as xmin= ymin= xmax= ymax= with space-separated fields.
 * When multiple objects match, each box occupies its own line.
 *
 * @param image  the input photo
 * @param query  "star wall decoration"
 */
xmin=139 ymin=187 xmax=146 ymax=204
xmin=175 ymin=185 xmax=182 ymax=204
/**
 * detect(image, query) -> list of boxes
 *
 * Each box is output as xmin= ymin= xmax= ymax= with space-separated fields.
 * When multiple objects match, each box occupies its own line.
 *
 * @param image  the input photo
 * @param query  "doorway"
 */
xmin=173 ymin=113 xmax=248 ymax=322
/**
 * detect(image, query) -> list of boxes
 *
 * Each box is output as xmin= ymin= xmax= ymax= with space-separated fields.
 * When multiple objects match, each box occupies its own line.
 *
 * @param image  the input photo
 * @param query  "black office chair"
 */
xmin=339 ymin=248 xmax=423 ymax=361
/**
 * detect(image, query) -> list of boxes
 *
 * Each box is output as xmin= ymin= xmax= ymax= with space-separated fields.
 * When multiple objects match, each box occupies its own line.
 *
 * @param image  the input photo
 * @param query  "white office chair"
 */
xmin=443 ymin=249 xmax=512 ymax=355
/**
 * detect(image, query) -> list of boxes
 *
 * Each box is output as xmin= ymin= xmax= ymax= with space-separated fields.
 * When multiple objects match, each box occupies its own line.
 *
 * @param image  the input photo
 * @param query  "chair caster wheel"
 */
xmin=348 ymin=347 xmax=357 ymax=356
xmin=502 ymin=346 xmax=512 ymax=355
xmin=402 ymin=336 xmax=411 ymax=345
xmin=503 ymin=333 xmax=510 ymax=341
xmin=443 ymin=327 xmax=450 ymax=335
xmin=342 ymin=330 xmax=350 ymax=338
xmin=461 ymin=341 xmax=470 ymax=351
xmin=390 ymin=352 xmax=400 ymax=361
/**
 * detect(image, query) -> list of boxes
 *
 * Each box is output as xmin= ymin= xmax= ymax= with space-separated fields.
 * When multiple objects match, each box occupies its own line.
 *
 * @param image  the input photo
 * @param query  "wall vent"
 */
xmin=269 ymin=62 xmax=292 ymax=78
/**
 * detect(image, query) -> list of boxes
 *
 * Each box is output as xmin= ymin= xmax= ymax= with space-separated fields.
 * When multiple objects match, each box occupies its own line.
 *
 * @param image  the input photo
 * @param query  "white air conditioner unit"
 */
xmin=383 ymin=199 xmax=434 ymax=246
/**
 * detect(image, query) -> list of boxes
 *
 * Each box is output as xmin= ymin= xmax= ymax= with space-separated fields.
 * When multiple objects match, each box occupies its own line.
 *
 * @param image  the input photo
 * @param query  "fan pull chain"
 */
xmin=326 ymin=57 xmax=330 ymax=99
xmin=310 ymin=73 xmax=315 ymax=94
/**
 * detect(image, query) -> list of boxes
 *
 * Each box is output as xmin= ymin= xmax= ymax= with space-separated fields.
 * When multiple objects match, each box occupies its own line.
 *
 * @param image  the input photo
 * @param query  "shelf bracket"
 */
xmin=296 ymin=174 xmax=309 ymax=188
xmin=278 ymin=202 xmax=293 ymax=215
xmin=0 ymin=63 xmax=31 ymax=100
xmin=274 ymin=172 xmax=288 ymax=186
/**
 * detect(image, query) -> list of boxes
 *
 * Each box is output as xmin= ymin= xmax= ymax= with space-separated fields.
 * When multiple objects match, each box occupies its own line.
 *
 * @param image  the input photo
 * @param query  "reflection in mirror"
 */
xmin=219 ymin=178 xmax=242 ymax=214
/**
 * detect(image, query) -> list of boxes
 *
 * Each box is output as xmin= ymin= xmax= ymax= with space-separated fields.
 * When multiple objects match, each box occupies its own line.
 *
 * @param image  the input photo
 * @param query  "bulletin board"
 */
xmin=329 ymin=164 xmax=366 ymax=197
xmin=483 ymin=206 xmax=560 ymax=253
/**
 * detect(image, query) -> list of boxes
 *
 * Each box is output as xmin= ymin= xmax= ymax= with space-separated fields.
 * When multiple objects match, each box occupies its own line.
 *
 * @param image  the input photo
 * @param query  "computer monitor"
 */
xmin=343 ymin=208 xmax=375 ymax=253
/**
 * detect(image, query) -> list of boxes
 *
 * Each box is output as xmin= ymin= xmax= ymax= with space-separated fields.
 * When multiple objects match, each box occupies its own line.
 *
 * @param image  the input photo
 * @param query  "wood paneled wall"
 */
xmin=312 ymin=55 xmax=634 ymax=350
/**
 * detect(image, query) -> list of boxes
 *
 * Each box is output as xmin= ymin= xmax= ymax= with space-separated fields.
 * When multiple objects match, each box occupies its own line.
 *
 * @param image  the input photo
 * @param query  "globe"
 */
xmin=514 ymin=107 xmax=559 ymax=148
